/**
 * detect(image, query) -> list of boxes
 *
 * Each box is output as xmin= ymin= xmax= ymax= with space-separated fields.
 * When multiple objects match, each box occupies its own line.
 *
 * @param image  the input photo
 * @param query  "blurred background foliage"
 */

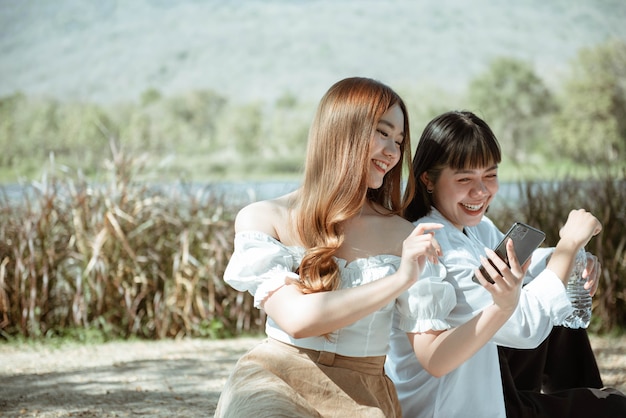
xmin=0 ymin=38 xmax=625 ymax=341
xmin=1 ymin=38 xmax=624 ymax=184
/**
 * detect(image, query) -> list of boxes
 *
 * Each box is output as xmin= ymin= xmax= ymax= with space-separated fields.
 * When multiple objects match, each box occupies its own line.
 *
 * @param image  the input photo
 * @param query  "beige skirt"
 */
xmin=214 ymin=338 xmax=402 ymax=418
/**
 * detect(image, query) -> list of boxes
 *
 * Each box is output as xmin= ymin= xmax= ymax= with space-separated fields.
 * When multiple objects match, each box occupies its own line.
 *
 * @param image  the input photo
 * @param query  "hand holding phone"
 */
xmin=474 ymin=222 xmax=546 ymax=284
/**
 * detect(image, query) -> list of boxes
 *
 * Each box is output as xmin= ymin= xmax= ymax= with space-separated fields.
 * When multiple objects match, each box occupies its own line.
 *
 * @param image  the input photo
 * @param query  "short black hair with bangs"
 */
xmin=404 ymin=110 xmax=501 ymax=222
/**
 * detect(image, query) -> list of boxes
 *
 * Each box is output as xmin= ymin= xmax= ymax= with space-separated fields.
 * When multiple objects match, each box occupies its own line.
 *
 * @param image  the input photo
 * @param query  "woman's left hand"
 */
xmin=474 ymin=238 xmax=527 ymax=313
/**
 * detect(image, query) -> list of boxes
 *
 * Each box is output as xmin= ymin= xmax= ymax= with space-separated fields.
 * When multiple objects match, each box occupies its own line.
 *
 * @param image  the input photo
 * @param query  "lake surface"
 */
xmin=0 ymin=180 xmax=521 ymax=208
xmin=204 ymin=180 xmax=522 ymax=209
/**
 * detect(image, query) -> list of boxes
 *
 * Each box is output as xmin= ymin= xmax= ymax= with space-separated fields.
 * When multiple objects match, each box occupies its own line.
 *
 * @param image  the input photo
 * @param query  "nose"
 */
xmin=472 ymin=181 xmax=488 ymax=196
xmin=383 ymin=141 xmax=400 ymax=159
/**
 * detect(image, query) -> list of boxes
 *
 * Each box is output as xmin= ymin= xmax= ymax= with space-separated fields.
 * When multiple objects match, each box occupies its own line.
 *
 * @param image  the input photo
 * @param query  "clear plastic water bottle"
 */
xmin=562 ymin=248 xmax=592 ymax=329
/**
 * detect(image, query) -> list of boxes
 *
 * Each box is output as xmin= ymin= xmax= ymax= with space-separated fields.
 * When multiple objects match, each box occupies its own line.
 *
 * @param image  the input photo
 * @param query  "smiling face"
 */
xmin=367 ymin=103 xmax=404 ymax=189
xmin=423 ymin=164 xmax=499 ymax=230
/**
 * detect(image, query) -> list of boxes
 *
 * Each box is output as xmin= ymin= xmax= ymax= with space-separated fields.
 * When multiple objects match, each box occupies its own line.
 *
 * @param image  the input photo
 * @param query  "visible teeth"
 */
xmin=374 ymin=160 xmax=388 ymax=170
xmin=462 ymin=203 xmax=484 ymax=211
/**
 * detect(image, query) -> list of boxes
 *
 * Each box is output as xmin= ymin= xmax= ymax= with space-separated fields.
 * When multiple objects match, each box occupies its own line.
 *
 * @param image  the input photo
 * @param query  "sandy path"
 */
xmin=0 ymin=337 xmax=260 ymax=417
xmin=0 ymin=335 xmax=624 ymax=417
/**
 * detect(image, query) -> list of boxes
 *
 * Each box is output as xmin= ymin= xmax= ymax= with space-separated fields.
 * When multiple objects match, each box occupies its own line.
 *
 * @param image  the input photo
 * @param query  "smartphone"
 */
xmin=473 ymin=222 xmax=546 ymax=284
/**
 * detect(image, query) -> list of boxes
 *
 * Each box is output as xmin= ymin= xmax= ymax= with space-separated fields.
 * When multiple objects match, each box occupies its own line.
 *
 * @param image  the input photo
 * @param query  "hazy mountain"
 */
xmin=1 ymin=0 xmax=625 ymax=105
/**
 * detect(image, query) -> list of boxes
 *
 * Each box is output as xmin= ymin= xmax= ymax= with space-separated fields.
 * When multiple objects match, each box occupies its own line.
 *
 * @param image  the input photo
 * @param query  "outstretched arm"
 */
xmin=263 ymin=223 xmax=443 ymax=338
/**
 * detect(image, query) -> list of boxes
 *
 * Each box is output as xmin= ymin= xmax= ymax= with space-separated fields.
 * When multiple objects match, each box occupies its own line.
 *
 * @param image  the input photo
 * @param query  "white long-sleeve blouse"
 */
xmin=385 ymin=209 xmax=573 ymax=418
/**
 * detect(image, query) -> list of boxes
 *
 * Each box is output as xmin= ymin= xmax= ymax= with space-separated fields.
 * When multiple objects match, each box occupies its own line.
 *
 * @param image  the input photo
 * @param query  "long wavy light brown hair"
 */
xmin=292 ymin=77 xmax=414 ymax=294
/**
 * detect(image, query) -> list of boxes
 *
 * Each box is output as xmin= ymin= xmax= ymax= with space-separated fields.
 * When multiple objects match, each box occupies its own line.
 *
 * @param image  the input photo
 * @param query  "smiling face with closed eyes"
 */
xmin=422 ymin=164 xmax=499 ymax=230
xmin=367 ymin=103 xmax=404 ymax=189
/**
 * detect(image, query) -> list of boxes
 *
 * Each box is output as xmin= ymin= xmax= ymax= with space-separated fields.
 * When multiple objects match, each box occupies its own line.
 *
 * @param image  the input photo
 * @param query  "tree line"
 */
xmin=0 ymin=39 xmax=624 ymax=184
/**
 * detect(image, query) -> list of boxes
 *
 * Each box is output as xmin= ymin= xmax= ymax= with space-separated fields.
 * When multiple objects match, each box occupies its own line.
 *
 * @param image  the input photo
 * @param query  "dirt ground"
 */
xmin=1 ymin=334 xmax=624 ymax=417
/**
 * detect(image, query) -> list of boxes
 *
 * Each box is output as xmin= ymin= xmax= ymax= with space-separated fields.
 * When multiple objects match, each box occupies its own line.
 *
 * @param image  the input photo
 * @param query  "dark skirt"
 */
xmin=499 ymin=326 xmax=626 ymax=418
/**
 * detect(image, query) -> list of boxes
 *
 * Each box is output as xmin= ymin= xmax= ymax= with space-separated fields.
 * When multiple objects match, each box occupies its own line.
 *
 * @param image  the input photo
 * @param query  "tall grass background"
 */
xmin=496 ymin=173 xmax=626 ymax=333
xmin=0 ymin=143 xmax=263 ymax=341
xmin=0 ymin=145 xmax=624 ymax=341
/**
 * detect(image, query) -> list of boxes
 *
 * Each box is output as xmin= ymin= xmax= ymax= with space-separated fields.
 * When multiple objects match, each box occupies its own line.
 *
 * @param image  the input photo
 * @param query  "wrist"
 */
xmin=489 ymin=302 xmax=516 ymax=318
xmin=549 ymin=242 xmax=583 ymax=286
xmin=554 ymin=239 xmax=582 ymax=255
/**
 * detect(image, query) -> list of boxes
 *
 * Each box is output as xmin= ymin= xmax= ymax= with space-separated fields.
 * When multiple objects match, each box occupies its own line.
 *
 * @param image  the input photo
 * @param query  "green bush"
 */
xmin=551 ymin=38 xmax=626 ymax=163
xmin=467 ymin=57 xmax=556 ymax=163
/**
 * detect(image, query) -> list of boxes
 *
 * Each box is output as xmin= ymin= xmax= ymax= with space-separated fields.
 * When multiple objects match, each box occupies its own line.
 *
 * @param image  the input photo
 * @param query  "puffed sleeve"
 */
xmin=224 ymin=232 xmax=300 ymax=308
xmin=394 ymin=262 xmax=456 ymax=333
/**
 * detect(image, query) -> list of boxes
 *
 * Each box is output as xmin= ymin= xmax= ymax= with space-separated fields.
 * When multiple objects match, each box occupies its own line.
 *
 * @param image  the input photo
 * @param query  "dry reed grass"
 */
xmin=1 ymin=146 xmax=624 ymax=341
xmin=0 ymin=143 xmax=263 ymax=340
xmin=493 ymin=169 xmax=626 ymax=333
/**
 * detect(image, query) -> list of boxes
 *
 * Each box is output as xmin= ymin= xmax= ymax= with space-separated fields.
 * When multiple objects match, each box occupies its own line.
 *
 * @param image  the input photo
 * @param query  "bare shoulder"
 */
xmin=371 ymin=203 xmax=416 ymax=239
xmin=234 ymin=193 xmax=293 ymax=238
xmin=344 ymin=204 xmax=416 ymax=258
xmin=380 ymin=214 xmax=418 ymax=249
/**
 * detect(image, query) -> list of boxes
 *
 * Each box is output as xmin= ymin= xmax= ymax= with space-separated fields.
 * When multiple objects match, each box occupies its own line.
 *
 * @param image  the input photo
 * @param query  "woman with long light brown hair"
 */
xmin=214 ymin=78 xmax=525 ymax=417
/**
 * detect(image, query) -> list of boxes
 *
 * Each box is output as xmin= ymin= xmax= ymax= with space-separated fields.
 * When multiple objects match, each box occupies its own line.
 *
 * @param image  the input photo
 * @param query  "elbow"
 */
xmin=416 ymin=355 xmax=451 ymax=378
xmin=274 ymin=318 xmax=322 ymax=339
xmin=289 ymin=329 xmax=316 ymax=339
xmin=283 ymin=327 xmax=323 ymax=339
xmin=264 ymin=296 xmax=329 ymax=339
xmin=274 ymin=321 xmax=306 ymax=339
xmin=422 ymin=364 xmax=448 ymax=378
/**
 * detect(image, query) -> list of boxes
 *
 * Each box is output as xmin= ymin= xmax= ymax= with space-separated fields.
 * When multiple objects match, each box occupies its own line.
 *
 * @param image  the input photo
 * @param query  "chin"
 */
xmin=466 ymin=219 xmax=482 ymax=227
xmin=368 ymin=179 xmax=384 ymax=189
xmin=464 ymin=212 xmax=484 ymax=226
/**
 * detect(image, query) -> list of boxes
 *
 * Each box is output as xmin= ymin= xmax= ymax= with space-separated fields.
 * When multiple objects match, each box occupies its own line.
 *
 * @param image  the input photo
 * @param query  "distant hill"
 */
xmin=1 ymin=0 xmax=625 ymax=105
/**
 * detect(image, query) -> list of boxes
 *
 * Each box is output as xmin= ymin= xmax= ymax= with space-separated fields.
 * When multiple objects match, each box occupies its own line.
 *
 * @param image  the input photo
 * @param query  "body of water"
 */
xmin=0 ymin=180 xmax=521 ymax=208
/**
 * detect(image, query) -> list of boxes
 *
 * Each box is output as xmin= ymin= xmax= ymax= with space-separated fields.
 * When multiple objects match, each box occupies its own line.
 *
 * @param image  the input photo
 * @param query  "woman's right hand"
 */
xmin=559 ymin=209 xmax=602 ymax=249
xmin=397 ymin=222 xmax=444 ymax=286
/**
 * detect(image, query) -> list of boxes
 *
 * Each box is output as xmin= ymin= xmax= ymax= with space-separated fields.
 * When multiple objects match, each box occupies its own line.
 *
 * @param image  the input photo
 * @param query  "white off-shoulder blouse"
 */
xmin=224 ymin=231 xmax=455 ymax=357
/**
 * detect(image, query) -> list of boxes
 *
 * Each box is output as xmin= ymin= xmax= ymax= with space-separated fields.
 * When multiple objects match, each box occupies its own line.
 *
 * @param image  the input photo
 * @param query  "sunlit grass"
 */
xmin=0 ymin=143 xmax=265 ymax=341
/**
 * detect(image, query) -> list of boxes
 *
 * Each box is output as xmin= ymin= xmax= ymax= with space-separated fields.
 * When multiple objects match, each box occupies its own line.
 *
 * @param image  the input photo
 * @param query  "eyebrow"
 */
xmin=453 ymin=165 xmax=499 ymax=174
